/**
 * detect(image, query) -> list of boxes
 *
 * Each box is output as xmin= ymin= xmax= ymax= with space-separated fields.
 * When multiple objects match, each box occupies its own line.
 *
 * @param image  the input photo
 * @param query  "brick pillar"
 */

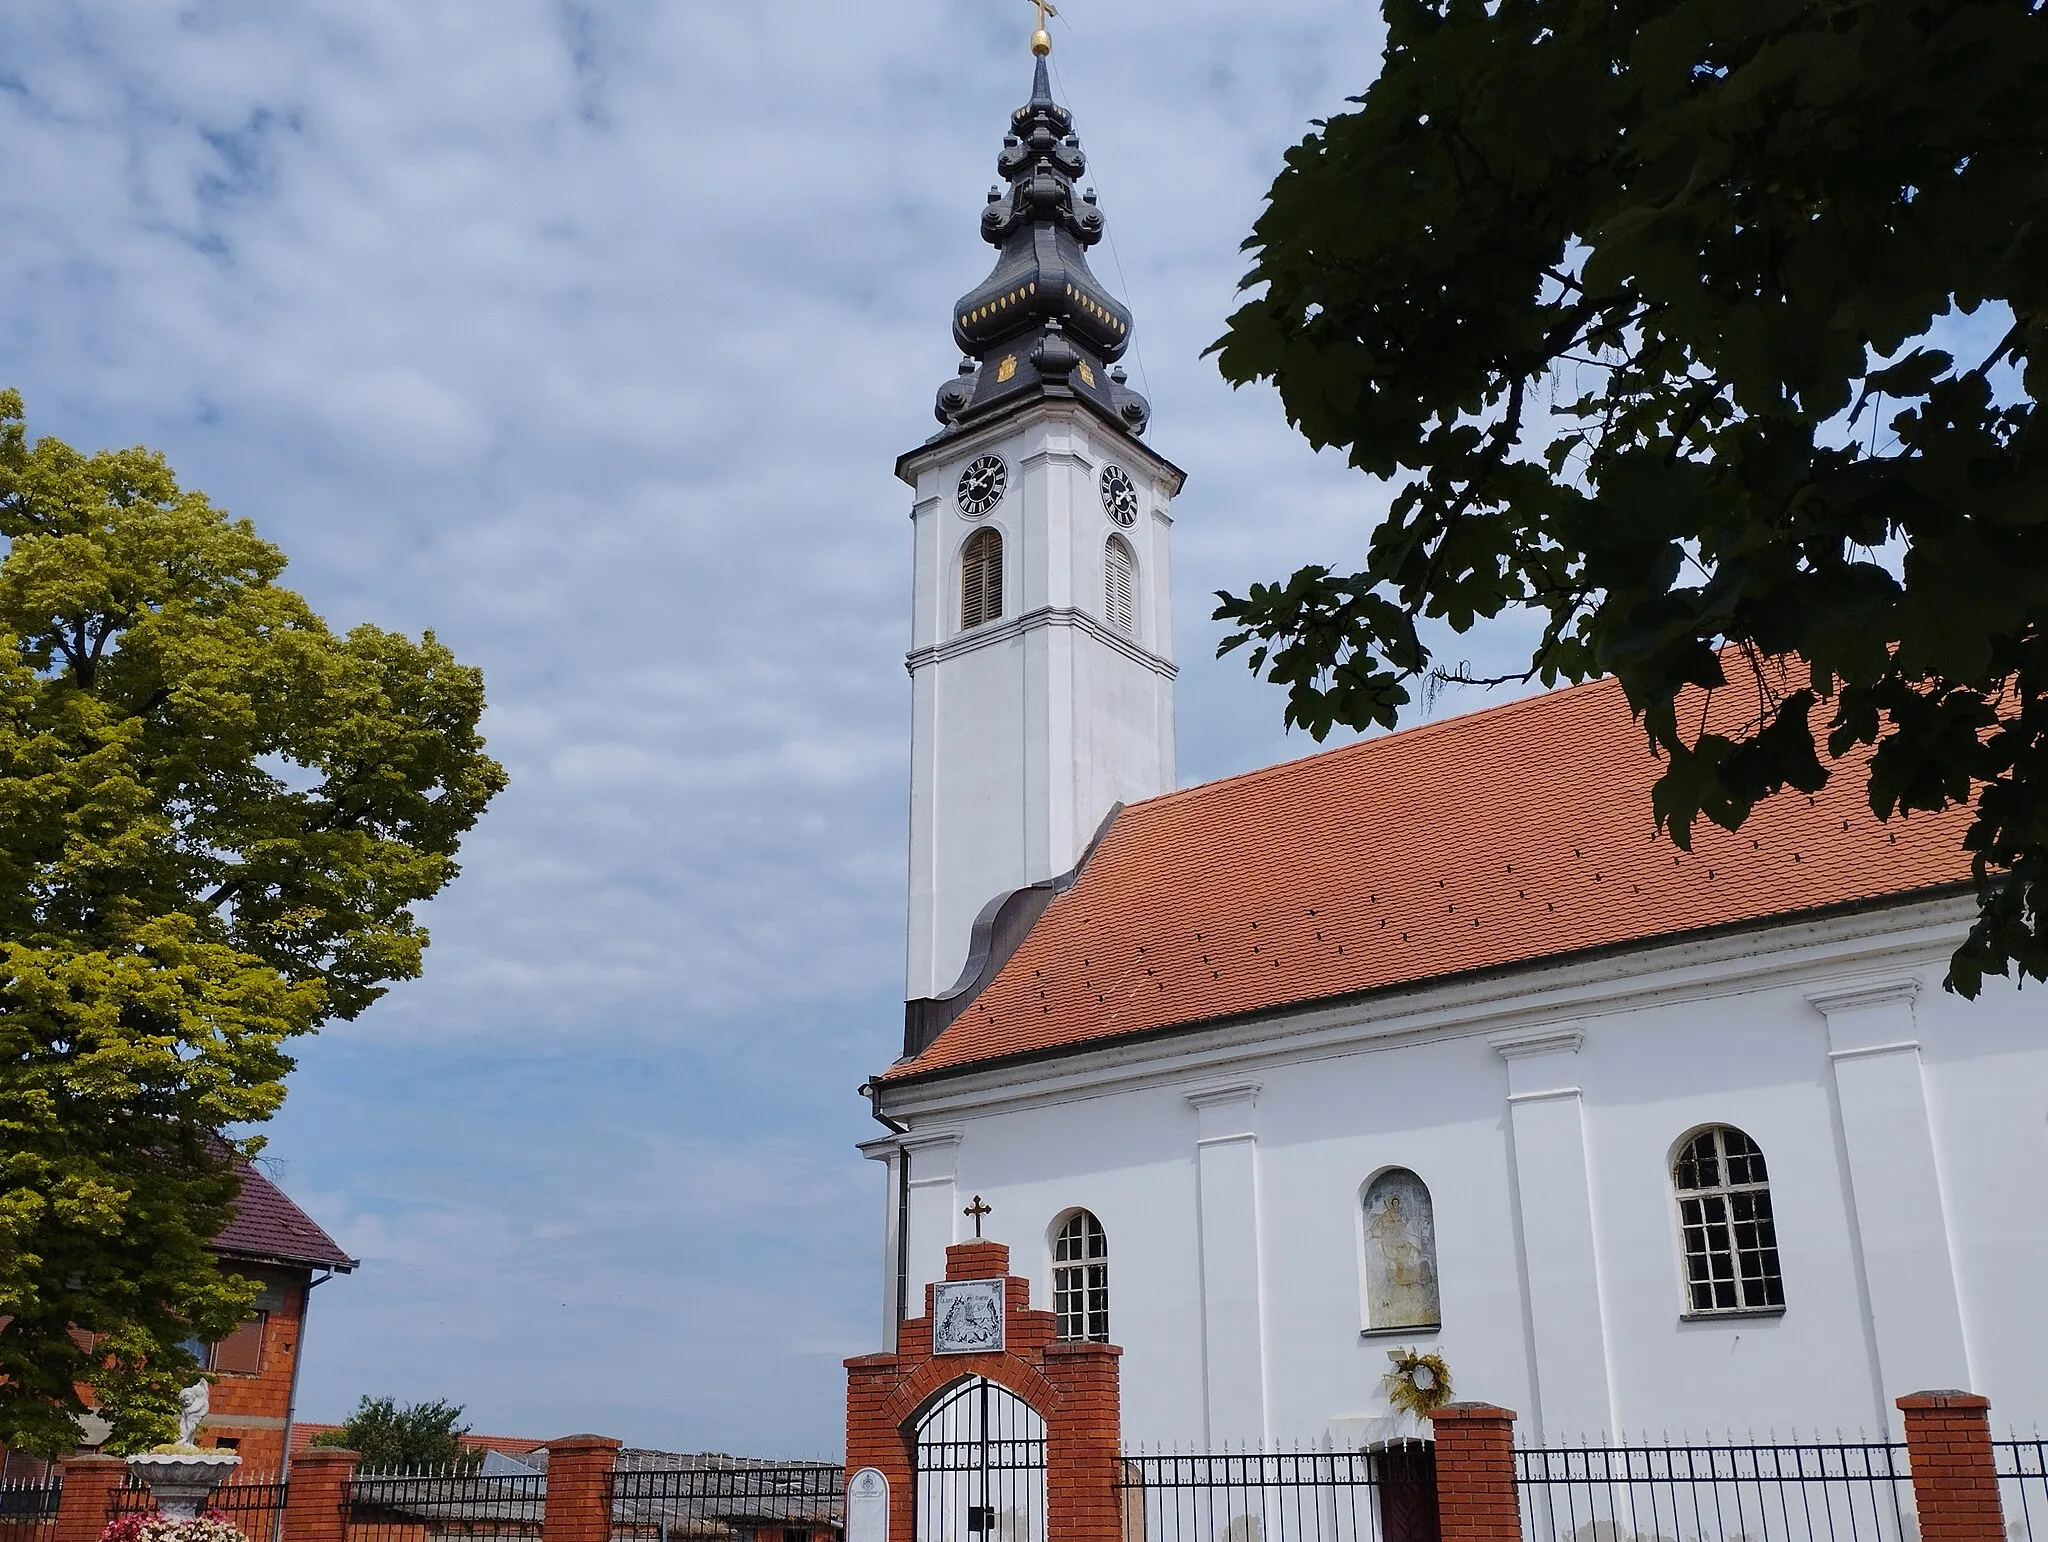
xmin=54 ymin=1456 xmax=128 ymax=1542
xmin=1043 ymin=1342 xmax=1122 ymax=1542
xmin=543 ymin=1436 xmax=620 ymax=1542
xmin=845 ymin=1353 xmax=914 ymax=1542
xmin=281 ymin=1446 xmax=357 ymax=1542
xmin=1429 ymin=1404 xmax=1521 ymax=1542
xmin=1898 ymin=1391 xmax=2003 ymax=1542
xmin=944 ymin=1239 xmax=1009 ymax=1281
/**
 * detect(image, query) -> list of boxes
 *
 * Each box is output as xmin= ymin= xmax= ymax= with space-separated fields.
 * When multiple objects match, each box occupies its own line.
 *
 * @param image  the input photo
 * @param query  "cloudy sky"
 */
xmin=1 ymin=0 xmax=1544 ymax=1455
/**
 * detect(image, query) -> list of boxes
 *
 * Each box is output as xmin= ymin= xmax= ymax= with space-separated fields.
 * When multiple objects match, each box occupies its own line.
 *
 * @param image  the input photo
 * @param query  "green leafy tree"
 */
xmin=1210 ymin=0 xmax=2047 ymax=994
xmin=310 ymin=1396 xmax=478 ymax=1472
xmin=0 ymin=391 xmax=506 ymax=1455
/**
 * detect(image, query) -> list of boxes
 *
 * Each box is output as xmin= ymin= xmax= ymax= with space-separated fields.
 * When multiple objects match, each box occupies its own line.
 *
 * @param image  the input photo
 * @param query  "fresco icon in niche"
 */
xmin=1362 ymin=1168 xmax=1441 ymax=1330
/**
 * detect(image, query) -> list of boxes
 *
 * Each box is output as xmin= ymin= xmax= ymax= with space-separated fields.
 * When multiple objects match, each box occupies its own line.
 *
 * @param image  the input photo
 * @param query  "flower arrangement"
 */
xmin=1382 ymin=1347 xmax=1454 ymax=1416
xmin=102 ymin=1510 xmax=247 ymax=1542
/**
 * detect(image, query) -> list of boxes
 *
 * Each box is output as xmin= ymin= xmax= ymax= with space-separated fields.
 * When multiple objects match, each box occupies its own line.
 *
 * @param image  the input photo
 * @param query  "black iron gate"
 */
xmin=914 ymin=1377 xmax=1048 ymax=1542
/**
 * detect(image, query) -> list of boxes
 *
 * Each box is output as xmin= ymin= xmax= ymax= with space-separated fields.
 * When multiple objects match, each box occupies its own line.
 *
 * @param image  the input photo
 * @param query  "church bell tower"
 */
xmin=899 ymin=39 xmax=1183 ymax=1045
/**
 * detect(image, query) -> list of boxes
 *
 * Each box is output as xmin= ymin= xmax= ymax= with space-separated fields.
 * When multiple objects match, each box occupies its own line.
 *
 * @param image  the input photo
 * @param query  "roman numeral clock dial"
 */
xmin=957 ymin=454 xmax=1009 ymax=517
xmin=1100 ymin=463 xmax=1139 ymax=526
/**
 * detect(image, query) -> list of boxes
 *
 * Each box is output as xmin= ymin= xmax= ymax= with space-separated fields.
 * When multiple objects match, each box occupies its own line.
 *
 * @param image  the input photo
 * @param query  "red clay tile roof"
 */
xmin=890 ymin=668 xmax=1976 ymax=1080
xmin=213 ymin=1160 xmax=356 ymax=1272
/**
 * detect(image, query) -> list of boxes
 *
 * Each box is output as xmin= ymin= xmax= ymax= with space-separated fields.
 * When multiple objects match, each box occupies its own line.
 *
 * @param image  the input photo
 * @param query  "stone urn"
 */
xmin=125 ymin=1451 xmax=240 ymax=1522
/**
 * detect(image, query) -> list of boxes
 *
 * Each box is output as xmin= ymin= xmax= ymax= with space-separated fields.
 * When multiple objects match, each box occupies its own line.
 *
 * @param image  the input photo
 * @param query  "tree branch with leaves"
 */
xmin=0 ymin=391 xmax=507 ymax=1455
xmin=1211 ymin=0 xmax=2047 ymax=995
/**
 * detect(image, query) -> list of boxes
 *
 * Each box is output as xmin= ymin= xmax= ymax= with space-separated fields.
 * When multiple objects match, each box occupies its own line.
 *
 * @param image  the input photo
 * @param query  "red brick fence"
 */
xmin=844 ymin=1234 xmax=2036 ymax=1542
xmin=17 ymin=1381 xmax=2034 ymax=1542
xmin=1427 ymin=1393 xmax=2012 ymax=1542
xmin=34 ymin=1442 xmax=840 ymax=1542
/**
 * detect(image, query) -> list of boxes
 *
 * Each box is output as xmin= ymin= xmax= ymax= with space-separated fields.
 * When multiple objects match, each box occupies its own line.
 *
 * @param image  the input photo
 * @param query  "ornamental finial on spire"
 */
xmin=1024 ymin=0 xmax=1057 ymax=56
xmin=927 ymin=30 xmax=1152 ymax=439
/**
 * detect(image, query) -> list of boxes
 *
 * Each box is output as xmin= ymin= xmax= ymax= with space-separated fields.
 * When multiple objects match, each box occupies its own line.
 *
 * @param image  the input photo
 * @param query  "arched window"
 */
xmin=1104 ymin=537 xmax=1136 ymax=636
xmin=961 ymin=528 xmax=1004 ymax=630
xmin=1052 ymin=1210 xmax=1108 ymax=1342
xmin=1361 ymin=1169 xmax=1440 ymax=1330
xmin=1673 ymin=1125 xmax=1784 ymax=1314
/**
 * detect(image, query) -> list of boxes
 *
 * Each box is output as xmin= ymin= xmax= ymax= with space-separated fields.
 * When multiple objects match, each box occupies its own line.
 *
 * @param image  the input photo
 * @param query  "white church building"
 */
xmin=857 ymin=50 xmax=2048 ymax=1451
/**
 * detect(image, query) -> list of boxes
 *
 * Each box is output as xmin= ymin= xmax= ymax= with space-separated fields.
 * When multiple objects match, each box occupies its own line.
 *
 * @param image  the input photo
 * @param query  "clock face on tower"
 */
xmin=1100 ymin=464 xmax=1139 ymax=527
xmin=956 ymin=454 xmax=1008 ymax=517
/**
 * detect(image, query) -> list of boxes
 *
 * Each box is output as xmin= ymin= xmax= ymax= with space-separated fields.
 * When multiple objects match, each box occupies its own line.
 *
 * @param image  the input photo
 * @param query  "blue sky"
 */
xmin=0 ymin=0 xmax=1550 ymax=1456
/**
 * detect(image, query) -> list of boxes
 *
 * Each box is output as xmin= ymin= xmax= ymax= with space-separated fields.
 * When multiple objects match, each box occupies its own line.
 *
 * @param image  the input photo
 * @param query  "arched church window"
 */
xmin=1104 ymin=537 xmax=1137 ymax=636
xmin=1673 ymin=1125 xmax=1784 ymax=1313
xmin=1052 ymin=1209 xmax=1109 ymax=1342
xmin=961 ymin=528 xmax=1004 ymax=630
xmin=1361 ymin=1168 xmax=1440 ymax=1331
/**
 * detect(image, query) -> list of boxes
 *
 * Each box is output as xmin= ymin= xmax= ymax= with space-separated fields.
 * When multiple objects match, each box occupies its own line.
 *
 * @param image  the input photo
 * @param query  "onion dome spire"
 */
xmin=932 ymin=57 xmax=1151 ymax=437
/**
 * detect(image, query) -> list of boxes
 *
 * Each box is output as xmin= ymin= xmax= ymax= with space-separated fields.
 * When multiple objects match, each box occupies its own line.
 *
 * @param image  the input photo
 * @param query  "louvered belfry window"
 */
xmin=1673 ymin=1125 xmax=1785 ymax=1313
xmin=961 ymin=528 xmax=1004 ymax=630
xmin=1053 ymin=1209 xmax=1109 ymax=1342
xmin=1104 ymin=536 xmax=1137 ymax=636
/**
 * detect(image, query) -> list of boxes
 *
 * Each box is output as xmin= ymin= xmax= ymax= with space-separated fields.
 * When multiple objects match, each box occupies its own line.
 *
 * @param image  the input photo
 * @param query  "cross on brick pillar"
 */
xmin=846 ymin=1238 xmax=1123 ymax=1542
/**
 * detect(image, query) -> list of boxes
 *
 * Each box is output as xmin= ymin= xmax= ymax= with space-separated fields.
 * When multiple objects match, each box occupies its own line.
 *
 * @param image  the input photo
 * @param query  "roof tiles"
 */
xmin=890 ymin=668 xmax=1975 ymax=1080
xmin=213 ymin=1160 xmax=356 ymax=1271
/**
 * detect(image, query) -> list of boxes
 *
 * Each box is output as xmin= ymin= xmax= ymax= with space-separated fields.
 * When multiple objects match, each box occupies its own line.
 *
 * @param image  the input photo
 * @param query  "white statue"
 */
xmin=175 ymin=1380 xmax=209 ymax=1446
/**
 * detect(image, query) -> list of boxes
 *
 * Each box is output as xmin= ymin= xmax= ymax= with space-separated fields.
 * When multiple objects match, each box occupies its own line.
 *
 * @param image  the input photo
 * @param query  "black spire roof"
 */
xmin=932 ymin=57 xmax=1151 ymax=438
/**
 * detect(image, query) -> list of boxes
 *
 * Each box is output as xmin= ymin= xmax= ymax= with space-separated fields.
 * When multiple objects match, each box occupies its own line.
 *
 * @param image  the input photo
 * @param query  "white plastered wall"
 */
xmin=871 ymin=899 xmax=2048 ymax=1446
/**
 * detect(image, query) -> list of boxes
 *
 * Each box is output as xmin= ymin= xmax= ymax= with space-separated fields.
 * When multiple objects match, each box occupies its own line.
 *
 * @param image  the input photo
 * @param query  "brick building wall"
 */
xmin=196 ymin=1263 xmax=315 ymax=1471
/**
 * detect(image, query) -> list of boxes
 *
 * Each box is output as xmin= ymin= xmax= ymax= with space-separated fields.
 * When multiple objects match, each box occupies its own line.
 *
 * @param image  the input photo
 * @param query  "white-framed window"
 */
xmin=1104 ymin=536 xmax=1136 ymax=636
xmin=1052 ymin=1209 xmax=1109 ymax=1342
xmin=1360 ymin=1168 xmax=1440 ymax=1330
xmin=961 ymin=527 xmax=1004 ymax=630
xmin=1673 ymin=1125 xmax=1785 ymax=1314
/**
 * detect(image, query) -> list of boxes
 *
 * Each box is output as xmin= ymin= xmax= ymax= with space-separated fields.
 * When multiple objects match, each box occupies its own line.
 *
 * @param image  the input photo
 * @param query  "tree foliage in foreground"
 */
xmin=1211 ymin=0 xmax=2047 ymax=994
xmin=310 ymin=1396 xmax=478 ymax=1472
xmin=0 ymin=391 xmax=506 ymax=1455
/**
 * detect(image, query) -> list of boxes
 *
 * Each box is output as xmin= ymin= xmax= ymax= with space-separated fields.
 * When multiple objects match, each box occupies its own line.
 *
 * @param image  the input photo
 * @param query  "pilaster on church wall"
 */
xmin=1908 ymin=966 xmax=2048 ymax=1422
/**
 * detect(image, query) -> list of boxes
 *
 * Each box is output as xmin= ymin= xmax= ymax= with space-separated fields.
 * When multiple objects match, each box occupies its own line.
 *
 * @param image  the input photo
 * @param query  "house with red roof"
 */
xmin=855 ymin=49 xmax=2048 ymax=1453
xmin=191 ymin=1161 xmax=356 ymax=1471
xmin=0 ymin=1161 xmax=353 ymax=1480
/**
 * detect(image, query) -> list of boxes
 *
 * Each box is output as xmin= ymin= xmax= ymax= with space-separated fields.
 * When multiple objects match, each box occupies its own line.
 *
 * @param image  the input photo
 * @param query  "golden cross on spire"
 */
xmin=963 ymin=1194 xmax=993 ymax=1238
xmin=1021 ymin=0 xmax=1059 ymax=55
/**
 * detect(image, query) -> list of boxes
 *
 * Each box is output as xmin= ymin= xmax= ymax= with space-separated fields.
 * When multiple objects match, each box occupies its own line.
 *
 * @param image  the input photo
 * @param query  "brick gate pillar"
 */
xmin=53 ymin=1455 xmax=127 ymax=1542
xmin=1898 ymin=1391 xmax=2004 ymax=1542
xmin=1043 ymin=1341 xmax=1122 ymax=1542
xmin=543 ymin=1436 xmax=621 ymax=1542
xmin=280 ymin=1445 xmax=357 ymax=1542
xmin=845 ymin=1353 xmax=917 ymax=1542
xmin=1429 ymin=1404 xmax=1521 ymax=1542
xmin=847 ymin=1236 xmax=1120 ymax=1542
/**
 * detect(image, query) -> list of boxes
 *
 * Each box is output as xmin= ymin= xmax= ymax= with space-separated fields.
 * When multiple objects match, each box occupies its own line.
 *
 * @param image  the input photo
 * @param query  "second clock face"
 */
xmin=1100 ymin=464 xmax=1139 ymax=526
xmin=957 ymin=454 xmax=1009 ymax=517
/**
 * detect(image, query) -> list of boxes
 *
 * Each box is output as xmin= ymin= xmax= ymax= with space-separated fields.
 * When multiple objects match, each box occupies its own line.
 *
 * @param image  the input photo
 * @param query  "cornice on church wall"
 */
xmin=873 ymin=888 xmax=1977 ymax=1125
xmin=895 ymin=396 xmax=1187 ymax=491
